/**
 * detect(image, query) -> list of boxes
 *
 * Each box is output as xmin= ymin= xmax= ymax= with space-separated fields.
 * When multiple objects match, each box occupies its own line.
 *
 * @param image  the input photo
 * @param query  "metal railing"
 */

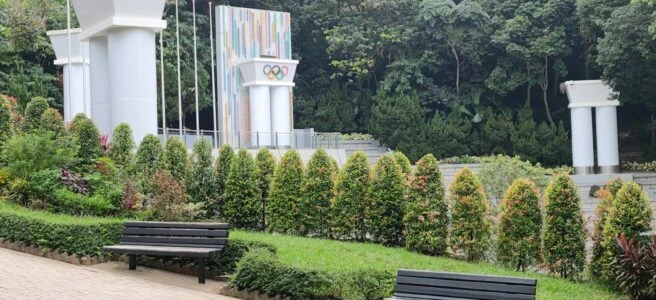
xmin=158 ymin=128 xmax=341 ymax=149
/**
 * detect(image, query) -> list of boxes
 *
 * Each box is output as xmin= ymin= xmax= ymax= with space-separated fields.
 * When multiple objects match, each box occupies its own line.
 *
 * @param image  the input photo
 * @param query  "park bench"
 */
xmin=389 ymin=269 xmax=537 ymax=300
xmin=103 ymin=221 xmax=229 ymax=284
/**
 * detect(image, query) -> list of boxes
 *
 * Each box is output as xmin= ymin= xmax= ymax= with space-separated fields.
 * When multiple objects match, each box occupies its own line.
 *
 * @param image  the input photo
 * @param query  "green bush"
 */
xmin=366 ymin=154 xmax=406 ymax=246
xmin=108 ymin=123 xmax=135 ymax=168
xmin=299 ymin=149 xmax=336 ymax=237
xmin=69 ymin=114 xmax=103 ymax=165
xmin=214 ymin=144 xmax=235 ymax=216
xmin=135 ymin=134 xmax=163 ymax=174
xmin=331 ymin=151 xmax=370 ymax=241
xmin=449 ymin=167 xmax=491 ymax=261
xmin=255 ymin=148 xmax=275 ymax=230
xmin=394 ymin=151 xmax=412 ymax=175
xmin=7 ymin=169 xmax=60 ymax=208
xmin=224 ymin=149 xmax=261 ymax=229
xmin=1 ymin=132 xmax=77 ymax=180
xmin=600 ymin=182 xmax=653 ymax=281
xmin=23 ymin=96 xmax=49 ymax=130
xmin=404 ymin=154 xmax=448 ymax=255
xmin=0 ymin=202 xmax=123 ymax=257
xmin=187 ymin=139 xmax=216 ymax=207
xmin=151 ymin=169 xmax=204 ymax=222
xmin=51 ymin=188 xmax=116 ymax=216
xmin=162 ymin=137 xmax=188 ymax=181
xmin=590 ymin=178 xmax=623 ymax=278
xmin=38 ymin=108 xmax=65 ymax=136
xmin=497 ymin=179 xmax=542 ymax=271
xmin=613 ymin=234 xmax=656 ymax=300
xmin=0 ymin=100 xmax=12 ymax=148
xmin=543 ymin=173 xmax=586 ymax=278
xmin=268 ymin=150 xmax=304 ymax=234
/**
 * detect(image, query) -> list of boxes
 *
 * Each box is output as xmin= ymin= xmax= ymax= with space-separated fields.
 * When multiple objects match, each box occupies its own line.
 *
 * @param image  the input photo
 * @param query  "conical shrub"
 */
xmin=108 ymin=123 xmax=135 ymax=168
xmin=497 ymin=178 xmax=542 ymax=271
xmin=23 ymin=96 xmax=49 ymax=130
xmin=450 ymin=167 xmax=491 ymax=261
xmin=69 ymin=114 xmax=103 ymax=165
xmin=135 ymin=134 xmax=163 ymax=174
xmin=543 ymin=173 xmax=586 ymax=278
xmin=395 ymin=151 xmax=412 ymax=176
xmin=214 ymin=144 xmax=235 ymax=216
xmin=187 ymin=139 xmax=216 ymax=206
xmin=590 ymin=178 xmax=623 ymax=278
xmin=331 ymin=151 xmax=370 ymax=241
xmin=299 ymin=149 xmax=336 ymax=237
xmin=162 ymin=137 xmax=188 ymax=181
xmin=224 ymin=149 xmax=261 ymax=229
xmin=39 ymin=108 xmax=66 ymax=137
xmin=0 ymin=100 xmax=12 ymax=146
xmin=267 ymin=150 xmax=304 ymax=234
xmin=366 ymin=153 xmax=406 ymax=245
xmin=255 ymin=148 xmax=276 ymax=230
xmin=404 ymin=154 xmax=448 ymax=255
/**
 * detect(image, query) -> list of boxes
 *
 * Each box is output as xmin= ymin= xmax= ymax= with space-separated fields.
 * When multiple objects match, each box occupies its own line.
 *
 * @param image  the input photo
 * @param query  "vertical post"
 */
xmin=192 ymin=0 xmax=200 ymax=139
xmin=197 ymin=258 xmax=206 ymax=284
xmin=159 ymin=31 xmax=167 ymax=140
xmin=66 ymin=0 xmax=72 ymax=123
xmin=570 ymin=106 xmax=594 ymax=174
xmin=209 ymin=2 xmax=218 ymax=148
xmin=175 ymin=0 xmax=183 ymax=133
xmin=128 ymin=254 xmax=137 ymax=270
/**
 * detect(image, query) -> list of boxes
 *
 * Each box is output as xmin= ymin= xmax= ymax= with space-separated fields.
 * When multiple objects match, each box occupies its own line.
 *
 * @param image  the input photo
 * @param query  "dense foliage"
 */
xmin=299 ymin=149 xmax=335 ymax=237
xmin=267 ymin=150 xmax=304 ymax=234
xmin=255 ymin=148 xmax=275 ymax=230
xmin=331 ymin=151 xmax=370 ymax=241
xmin=613 ymin=234 xmax=656 ymax=300
xmin=69 ymin=114 xmax=102 ymax=166
xmin=214 ymin=144 xmax=234 ymax=217
xmin=590 ymin=178 xmax=624 ymax=278
xmin=162 ymin=137 xmax=188 ymax=181
xmin=107 ymin=123 xmax=135 ymax=168
xmin=224 ymin=149 xmax=261 ymax=229
xmin=543 ymin=173 xmax=586 ymax=279
xmin=39 ymin=108 xmax=65 ymax=136
xmin=366 ymin=154 xmax=406 ymax=246
xmin=394 ymin=151 xmax=412 ymax=175
xmin=404 ymin=154 xmax=448 ymax=255
xmin=135 ymin=134 xmax=163 ymax=174
xmin=187 ymin=139 xmax=215 ymax=207
xmin=151 ymin=169 xmax=204 ymax=222
xmin=22 ymin=97 xmax=49 ymax=131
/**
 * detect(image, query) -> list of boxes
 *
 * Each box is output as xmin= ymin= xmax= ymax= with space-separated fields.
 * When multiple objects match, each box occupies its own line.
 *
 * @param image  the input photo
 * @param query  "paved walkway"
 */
xmin=0 ymin=247 xmax=237 ymax=300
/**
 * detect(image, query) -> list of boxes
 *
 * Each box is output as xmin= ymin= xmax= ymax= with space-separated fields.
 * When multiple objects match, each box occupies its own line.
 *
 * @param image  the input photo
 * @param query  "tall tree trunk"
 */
xmin=542 ymin=56 xmax=555 ymax=127
xmin=449 ymin=42 xmax=460 ymax=98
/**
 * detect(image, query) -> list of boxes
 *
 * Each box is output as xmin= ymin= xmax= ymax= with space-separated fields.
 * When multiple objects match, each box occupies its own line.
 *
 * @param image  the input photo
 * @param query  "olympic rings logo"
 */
xmin=263 ymin=64 xmax=289 ymax=80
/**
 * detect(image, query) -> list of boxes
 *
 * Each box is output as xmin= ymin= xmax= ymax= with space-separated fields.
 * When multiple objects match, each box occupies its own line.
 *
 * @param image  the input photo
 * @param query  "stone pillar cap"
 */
xmin=47 ymin=28 xmax=90 ymax=65
xmin=561 ymin=80 xmax=620 ymax=108
xmin=71 ymin=0 xmax=167 ymax=40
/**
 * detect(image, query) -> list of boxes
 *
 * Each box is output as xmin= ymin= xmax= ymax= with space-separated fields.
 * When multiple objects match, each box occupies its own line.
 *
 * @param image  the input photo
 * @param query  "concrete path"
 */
xmin=0 ymin=247 xmax=238 ymax=300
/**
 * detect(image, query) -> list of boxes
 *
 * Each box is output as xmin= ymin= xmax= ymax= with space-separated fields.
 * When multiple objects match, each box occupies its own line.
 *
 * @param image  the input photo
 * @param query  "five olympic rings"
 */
xmin=263 ymin=64 xmax=289 ymax=80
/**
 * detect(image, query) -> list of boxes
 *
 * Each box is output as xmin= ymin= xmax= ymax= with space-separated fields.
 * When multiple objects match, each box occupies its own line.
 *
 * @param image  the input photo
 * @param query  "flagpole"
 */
xmin=209 ymin=2 xmax=218 ymax=148
xmin=66 ymin=0 xmax=72 ymax=123
xmin=175 ymin=0 xmax=183 ymax=136
xmin=160 ymin=31 xmax=167 ymax=140
xmin=192 ymin=0 xmax=200 ymax=140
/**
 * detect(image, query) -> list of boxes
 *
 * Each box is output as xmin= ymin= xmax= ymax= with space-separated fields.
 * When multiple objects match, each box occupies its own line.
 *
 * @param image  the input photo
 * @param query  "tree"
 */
xmin=23 ymin=96 xmax=49 ymax=130
xmin=299 ymin=149 xmax=336 ymax=237
xmin=366 ymin=154 xmax=406 ymax=246
xmin=135 ymin=134 xmax=163 ymax=174
xmin=404 ymin=154 xmax=449 ymax=255
xmin=450 ymin=167 xmax=491 ymax=261
xmin=38 ymin=108 xmax=65 ymax=136
xmin=590 ymin=178 xmax=623 ymax=278
xmin=213 ymin=144 xmax=234 ymax=217
xmin=497 ymin=179 xmax=542 ymax=271
xmin=543 ymin=173 xmax=586 ymax=278
xmin=108 ymin=123 xmax=135 ymax=168
xmin=267 ymin=150 xmax=304 ymax=234
xmin=224 ymin=149 xmax=261 ymax=229
xmin=69 ymin=114 xmax=102 ymax=165
xmin=162 ymin=137 xmax=188 ymax=181
xmin=429 ymin=112 xmax=471 ymax=159
xmin=394 ymin=151 xmax=412 ymax=175
xmin=255 ymin=148 xmax=276 ymax=230
xmin=0 ymin=99 xmax=11 ymax=147
xmin=187 ymin=139 xmax=215 ymax=206
xmin=331 ymin=151 xmax=370 ymax=241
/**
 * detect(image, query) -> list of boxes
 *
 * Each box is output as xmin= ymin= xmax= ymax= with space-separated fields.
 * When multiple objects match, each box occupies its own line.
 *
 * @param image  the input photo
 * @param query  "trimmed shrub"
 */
xmin=366 ymin=154 xmax=406 ymax=246
xmin=394 ymin=151 xmax=412 ymax=175
xmin=23 ymin=96 xmax=49 ymax=130
xmin=449 ymin=167 xmax=491 ymax=261
xmin=38 ymin=108 xmax=66 ymax=136
xmin=0 ymin=100 xmax=12 ymax=146
xmin=187 ymin=139 xmax=216 ymax=207
xmin=299 ymin=149 xmax=336 ymax=237
xmin=69 ymin=114 xmax=103 ymax=165
xmin=404 ymin=154 xmax=448 ymax=255
xmin=478 ymin=155 xmax=551 ymax=209
xmin=151 ymin=169 xmax=204 ymax=221
xmin=135 ymin=134 xmax=163 ymax=173
xmin=0 ymin=202 xmax=123 ymax=257
xmin=255 ymin=148 xmax=275 ymax=230
xmin=162 ymin=137 xmax=188 ymax=181
xmin=108 ymin=123 xmax=135 ymax=168
xmin=224 ymin=149 xmax=261 ymax=229
xmin=590 ymin=178 xmax=624 ymax=278
xmin=214 ymin=144 xmax=235 ymax=216
xmin=51 ymin=188 xmax=116 ymax=216
xmin=267 ymin=150 xmax=304 ymax=234
xmin=497 ymin=179 xmax=542 ymax=271
xmin=601 ymin=182 xmax=653 ymax=281
xmin=543 ymin=173 xmax=586 ymax=278
xmin=331 ymin=151 xmax=370 ymax=241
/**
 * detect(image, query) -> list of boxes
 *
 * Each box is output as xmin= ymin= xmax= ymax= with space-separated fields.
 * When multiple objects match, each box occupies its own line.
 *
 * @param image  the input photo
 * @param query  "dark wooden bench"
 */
xmin=389 ymin=269 xmax=537 ymax=300
xmin=103 ymin=221 xmax=229 ymax=284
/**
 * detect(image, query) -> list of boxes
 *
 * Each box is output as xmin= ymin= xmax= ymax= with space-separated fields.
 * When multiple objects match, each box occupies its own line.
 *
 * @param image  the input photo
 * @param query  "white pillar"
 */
xmin=570 ymin=106 xmax=595 ymax=174
xmin=595 ymin=105 xmax=620 ymax=173
xmin=248 ymin=86 xmax=272 ymax=147
xmin=271 ymin=86 xmax=291 ymax=147
xmin=89 ymin=36 xmax=111 ymax=135
xmin=106 ymin=28 xmax=158 ymax=143
xmin=61 ymin=63 xmax=86 ymax=122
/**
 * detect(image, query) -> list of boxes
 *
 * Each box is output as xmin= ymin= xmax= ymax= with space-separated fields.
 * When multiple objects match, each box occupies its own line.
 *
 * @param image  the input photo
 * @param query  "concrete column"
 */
xmin=61 ymin=63 xmax=86 ymax=122
xmin=570 ymin=106 xmax=595 ymax=174
xmin=89 ymin=36 xmax=111 ymax=136
xmin=271 ymin=86 xmax=292 ymax=147
xmin=106 ymin=28 xmax=158 ymax=143
xmin=595 ymin=105 xmax=620 ymax=173
xmin=248 ymin=85 xmax=272 ymax=147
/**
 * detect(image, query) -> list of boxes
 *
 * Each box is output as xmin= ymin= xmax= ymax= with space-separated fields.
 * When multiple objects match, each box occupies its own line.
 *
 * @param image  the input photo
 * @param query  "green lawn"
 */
xmin=232 ymin=230 xmax=624 ymax=300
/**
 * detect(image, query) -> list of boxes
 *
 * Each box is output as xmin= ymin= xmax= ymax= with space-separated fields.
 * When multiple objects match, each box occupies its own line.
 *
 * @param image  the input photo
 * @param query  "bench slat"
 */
xmin=124 ymin=221 xmax=229 ymax=229
xmin=120 ymin=236 xmax=227 ymax=246
xmin=123 ymin=227 xmax=229 ymax=237
xmin=103 ymin=244 xmax=223 ymax=257
xmin=395 ymin=284 xmax=535 ymax=300
xmin=398 ymin=270 xmax=536 ymax=286
xmin=396 ymin=276 xmax=536 ymax=295
xmin=391 ymin=293 xmax=469 ymax=300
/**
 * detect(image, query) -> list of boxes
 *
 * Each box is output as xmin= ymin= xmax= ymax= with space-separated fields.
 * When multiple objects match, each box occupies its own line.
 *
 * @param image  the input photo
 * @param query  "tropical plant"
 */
xmin=107 ymin=123 xmax=135 ymax=168
xmin=449 ymin=167 xmax=491 ymax=261
xmin=214 ymin=144 xmax=235 ymax=217
xmin=267 ymin=150 xmax=304 ymax=234
xmin=162 ymin=137 xmax=188 ymax=181
xmin=299 ymin=149 xmax=336 ymax=237
xmin=590 ymin=178 xmax=624 ymax=278
xmin=366 ymin=154 xmax=406 ymax=246
xmin=187 ymin=139 xmax=216 ymax=207
xmin=612 ymin=233 xmax=656 ymax=300
xmin=331 ymin=151 xmax=370 ymax=241
xmin=255 ymin=148 xmax=276 ymax=230
xmin=224 ymin=149 xmax=261 ymax=229
xmin=69 ymin=114 xmax=102 ymax=166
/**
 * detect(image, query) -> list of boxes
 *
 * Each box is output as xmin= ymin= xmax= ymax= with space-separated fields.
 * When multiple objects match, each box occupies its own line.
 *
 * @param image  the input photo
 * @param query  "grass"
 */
xmin=0 ymin=200 xmax=124 ymax=224
xmin=232 ymin=230 xmax=624 ymax=300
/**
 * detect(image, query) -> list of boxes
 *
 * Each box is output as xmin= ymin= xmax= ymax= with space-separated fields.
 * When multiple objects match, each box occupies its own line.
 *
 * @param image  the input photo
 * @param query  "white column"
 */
xmin=106 ymin=28 xmax=158 ymax=143
xmin=61 ymin=63 xmax=86 ymax=122
xmin=570 ymin=106 xmax=595 ymax=174
xmin=248 ymin=86 xmax=271 ymax=147
xmin=89 ymin=36 xmax=111 ymax=136
xmin=595 ymin=105 xmax=620 ymax=173
xmin=271 ymin=86 xmax=291 ymax=147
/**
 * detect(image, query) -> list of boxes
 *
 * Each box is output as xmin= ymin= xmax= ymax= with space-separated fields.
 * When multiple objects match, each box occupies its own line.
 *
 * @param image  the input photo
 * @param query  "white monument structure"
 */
xmin=562 ymin=80 xmax=620 ymax=174
xmin=47 ymin=29 xmax=90 ymax=123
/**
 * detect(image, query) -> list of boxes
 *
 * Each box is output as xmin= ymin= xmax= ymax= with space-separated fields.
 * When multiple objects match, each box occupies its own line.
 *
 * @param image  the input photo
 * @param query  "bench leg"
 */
xmin=197 ymin=258 xmax=206 ymax=284
xmin=128 ymin=254 xmax=137 ymax=270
